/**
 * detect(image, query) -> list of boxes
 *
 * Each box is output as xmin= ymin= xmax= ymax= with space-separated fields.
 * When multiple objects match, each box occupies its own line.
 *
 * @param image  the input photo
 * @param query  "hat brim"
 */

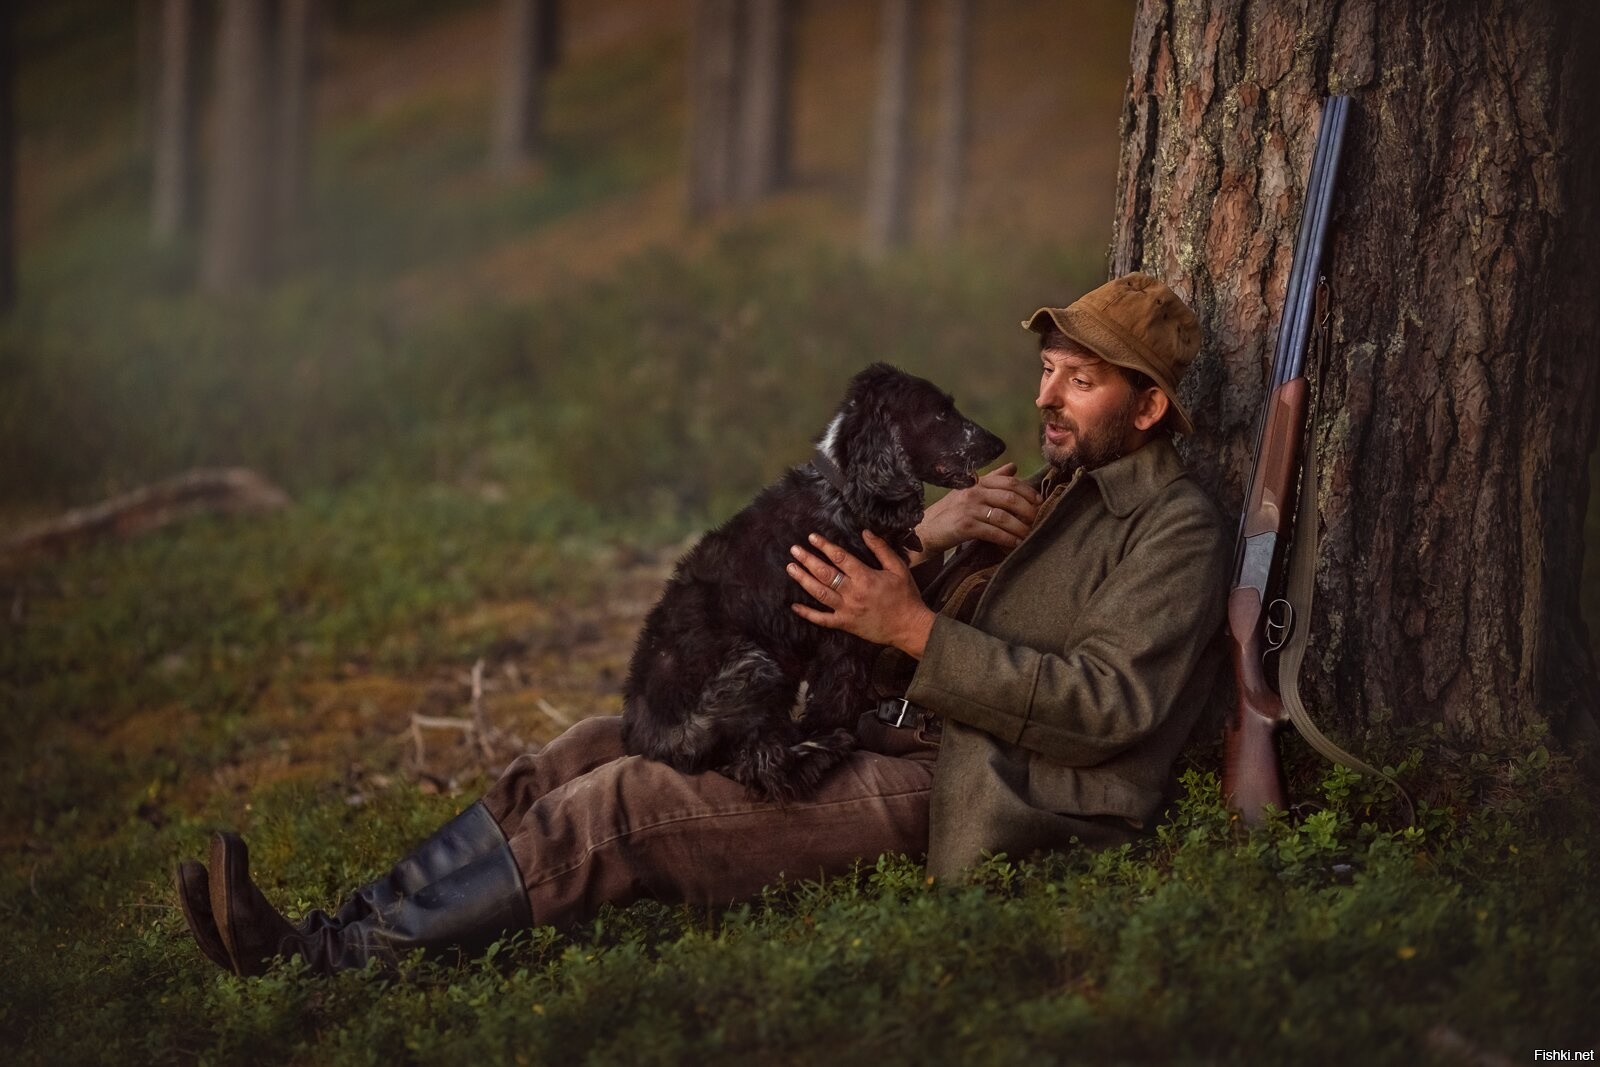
xmin=1023 ymin=307 xmax=1197 ymax=436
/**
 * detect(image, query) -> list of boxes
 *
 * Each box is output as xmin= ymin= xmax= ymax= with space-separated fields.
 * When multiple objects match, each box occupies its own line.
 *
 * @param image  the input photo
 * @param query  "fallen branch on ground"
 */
xmin=1 ymin=467 xmax=291 ymax=563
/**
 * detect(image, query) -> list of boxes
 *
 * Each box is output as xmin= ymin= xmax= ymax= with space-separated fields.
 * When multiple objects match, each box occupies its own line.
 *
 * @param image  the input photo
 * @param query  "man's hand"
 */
xmin=909 ymin=461 xmax=1041 ymax=564
xmin=787 ymin=531 xmax=936 ymax=659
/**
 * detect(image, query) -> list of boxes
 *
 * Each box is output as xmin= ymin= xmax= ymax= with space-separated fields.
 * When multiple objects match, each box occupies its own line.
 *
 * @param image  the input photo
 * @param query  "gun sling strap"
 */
xmin=1277 ymin=281 xmax=1416 ymax=823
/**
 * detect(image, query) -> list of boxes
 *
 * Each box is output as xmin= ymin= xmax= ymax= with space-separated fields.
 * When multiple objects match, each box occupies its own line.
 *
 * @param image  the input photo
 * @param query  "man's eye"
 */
xmin=1073 ymin=378 xmax=1090 ymax=387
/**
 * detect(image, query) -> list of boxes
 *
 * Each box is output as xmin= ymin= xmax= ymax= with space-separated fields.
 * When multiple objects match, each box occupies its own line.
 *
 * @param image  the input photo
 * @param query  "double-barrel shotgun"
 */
xmin=1222 ymin=95 xmax=1351 ymax=825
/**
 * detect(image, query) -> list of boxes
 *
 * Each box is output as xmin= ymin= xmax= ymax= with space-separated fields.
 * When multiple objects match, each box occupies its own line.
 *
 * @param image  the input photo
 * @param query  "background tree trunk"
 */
xmin=274 ymin=0 xmax=315 ymax=229
xmin=929 ymin=0 xmax=970 ymax=241
xmin=0 ymin=0 xmax=15 ymax=314
xmin=136 ymin=0 xmax=160 ymax=151
xmin=150 ymin=0 xmax=201 ymax=244
xmin=199 ymin=0 xmax=278 ymax=295
xmin=537 ymin=0 xmax=562 ymax=71
xmin=490 ymin=0 xmax=552 ymax=176
xmin=863 ymin=0 xmax=918 ymax=256
xmin=733 ymin=0 xmax=793 ymax=205
xmin=686 ymin=0 xmax=742 ymax=219
xmin=1111 ymin=0 xmax=1600 ymax=748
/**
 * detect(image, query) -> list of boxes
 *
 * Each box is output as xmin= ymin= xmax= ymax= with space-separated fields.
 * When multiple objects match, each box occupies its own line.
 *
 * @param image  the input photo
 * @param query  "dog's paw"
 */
xmin=724 ymin=730 xmax=856 ymax=805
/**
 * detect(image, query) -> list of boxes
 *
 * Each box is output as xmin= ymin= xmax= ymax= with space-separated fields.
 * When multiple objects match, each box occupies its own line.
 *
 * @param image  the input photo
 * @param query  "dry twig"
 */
xmin=410 ymin=657 xmax=534 ymax=778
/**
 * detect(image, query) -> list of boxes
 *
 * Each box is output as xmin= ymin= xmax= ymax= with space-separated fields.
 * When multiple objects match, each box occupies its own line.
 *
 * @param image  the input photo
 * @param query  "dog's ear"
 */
xmin=841 ymin=388 xmax=924 ymax=533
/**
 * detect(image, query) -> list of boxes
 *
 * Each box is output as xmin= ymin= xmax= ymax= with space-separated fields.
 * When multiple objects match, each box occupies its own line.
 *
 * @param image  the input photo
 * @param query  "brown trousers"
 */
xmin=478 ymin=713 xmax=939 ymax=929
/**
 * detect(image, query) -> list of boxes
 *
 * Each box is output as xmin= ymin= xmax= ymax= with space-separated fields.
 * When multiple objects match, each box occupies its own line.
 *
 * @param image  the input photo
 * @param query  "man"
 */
xmin=176 ymin=272 xmax=1231 ymax=977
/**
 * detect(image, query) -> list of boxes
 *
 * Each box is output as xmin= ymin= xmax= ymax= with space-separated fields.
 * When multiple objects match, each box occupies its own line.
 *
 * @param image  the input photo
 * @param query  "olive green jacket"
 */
xmin=906 ymin=436 xmax=1231 ymax=878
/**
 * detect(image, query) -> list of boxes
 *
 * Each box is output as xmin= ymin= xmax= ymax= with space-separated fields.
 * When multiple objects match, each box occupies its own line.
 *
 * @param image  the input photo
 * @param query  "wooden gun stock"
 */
xmin=1223 ymin=586 xmax=1287 ymax=822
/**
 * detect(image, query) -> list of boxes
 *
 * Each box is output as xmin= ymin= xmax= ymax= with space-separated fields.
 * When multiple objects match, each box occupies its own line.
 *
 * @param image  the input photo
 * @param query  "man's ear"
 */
xmin=1133 ymin=387 xmax=1170 ymax=432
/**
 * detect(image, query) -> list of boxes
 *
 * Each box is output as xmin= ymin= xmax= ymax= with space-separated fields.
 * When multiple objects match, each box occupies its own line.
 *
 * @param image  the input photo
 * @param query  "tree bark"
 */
xmin=150 ymin=0 xmax=202 ymax=244
xmin=0 ymin=0 xmax=15 ymax=314
xmin=200 ymin=0 xmax=278 ymax=295
xmin=1111 ymin=0 xmax=1600 ymax=747
xmin=733 ymin=0 xmax=794 ymax=205
xmin=863 ymin=0 xmax=918 ymax=256
xmin=274 ymin=0 xmax=316 ymax=228
xmin=686 ymin=0 xmax=742 ymax=219
xmin=930 ymin=0 xmax=970 ymax=241
xmin=490 ymin=0 xmax=552 ymax=176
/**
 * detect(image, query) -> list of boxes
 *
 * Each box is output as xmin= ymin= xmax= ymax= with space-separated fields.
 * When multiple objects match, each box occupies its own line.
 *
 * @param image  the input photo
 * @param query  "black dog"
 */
xmin=621 ymin=363 xmax=1005 ymax=801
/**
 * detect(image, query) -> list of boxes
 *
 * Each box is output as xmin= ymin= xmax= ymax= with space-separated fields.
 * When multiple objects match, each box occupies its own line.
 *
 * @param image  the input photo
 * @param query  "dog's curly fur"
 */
xmin=620 ymin=363 xmax=1005 ymax=802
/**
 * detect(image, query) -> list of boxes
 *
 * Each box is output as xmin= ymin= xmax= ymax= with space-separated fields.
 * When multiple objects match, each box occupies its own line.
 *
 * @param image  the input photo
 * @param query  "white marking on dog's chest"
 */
xmin=818 ymin=412 xmax=845 ymax=464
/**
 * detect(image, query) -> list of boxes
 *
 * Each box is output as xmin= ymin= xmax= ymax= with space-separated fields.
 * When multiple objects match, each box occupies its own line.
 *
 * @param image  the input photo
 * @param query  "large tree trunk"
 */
xmin=1111 ymin=1 xmax=1600 ymax=748
xmin=0 ymin=0 xmax=14 ymax=314
xmin=929 ymin=0 xmax=970 ymax=241
xmin=274 ymin=0 xmax=316 ymax=229
xmin=732 ymin=0 xmax=793 ymax=205
xmin=200 ymin=0 xmax=278 ymax=295
xmin=863 ymin=0 xmax=919 ymax=256
xmin=150 ymin=0 xmax=201 ymax=244
xmin=490 ymin=0 xmax=553 ymax=176
xmin=686 ymin=0 xmax=742 ymax=219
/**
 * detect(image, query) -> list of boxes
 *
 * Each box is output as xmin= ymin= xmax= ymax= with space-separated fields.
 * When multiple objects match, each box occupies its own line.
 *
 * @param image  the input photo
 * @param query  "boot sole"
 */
xmin=173 ymin=860 xmax=233 ymax=972
xmin=207 ymin=832 xmax=251 ymax=976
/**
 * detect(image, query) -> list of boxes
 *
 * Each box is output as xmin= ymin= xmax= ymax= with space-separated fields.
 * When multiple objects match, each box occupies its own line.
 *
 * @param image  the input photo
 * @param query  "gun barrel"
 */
xmin=1279 ymin=95 xmax=1349 ymax=384
xmin=1235 ymin=95 xmax=1350 ymax=570
xmin=1241 ymin=100 xmax=1341 ymax=498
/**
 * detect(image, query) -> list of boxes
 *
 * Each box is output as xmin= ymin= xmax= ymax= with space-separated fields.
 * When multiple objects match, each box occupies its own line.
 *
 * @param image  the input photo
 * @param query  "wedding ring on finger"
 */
xmin=830 ymin=571 xmax=845 ymax=591
xmin=985 ymin=507 xmax=995 ymax=524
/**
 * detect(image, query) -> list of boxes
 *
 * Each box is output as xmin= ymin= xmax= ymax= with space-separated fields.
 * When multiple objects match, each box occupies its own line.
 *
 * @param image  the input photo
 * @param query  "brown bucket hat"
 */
xmin=1022 ymin=273 xmax=1201 ymax=436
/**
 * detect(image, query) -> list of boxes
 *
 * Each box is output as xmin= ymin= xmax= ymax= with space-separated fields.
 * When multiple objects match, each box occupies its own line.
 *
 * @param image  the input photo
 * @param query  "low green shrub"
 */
xmin=2 ymin=743 xmax=1592 ymax=1065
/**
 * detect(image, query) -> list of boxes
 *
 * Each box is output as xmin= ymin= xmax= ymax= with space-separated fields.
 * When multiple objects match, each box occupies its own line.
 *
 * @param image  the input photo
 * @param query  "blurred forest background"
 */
xmin=0 ymin=0 xmax=1135 ymax=825
xmin=2 ymin=2 xmax=1597 ymax=1063
xmin=1 ymin=0 xmax=1129 ymax=515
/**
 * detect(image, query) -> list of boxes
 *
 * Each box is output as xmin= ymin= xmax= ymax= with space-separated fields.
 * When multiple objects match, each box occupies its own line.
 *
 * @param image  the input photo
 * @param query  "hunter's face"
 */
xmin=1036 ymin=342 xmax=1141 ymax=474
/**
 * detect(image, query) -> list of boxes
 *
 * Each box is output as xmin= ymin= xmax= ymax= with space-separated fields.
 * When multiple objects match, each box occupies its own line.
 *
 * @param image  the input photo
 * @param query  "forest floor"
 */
xmin=2 ymin=1 xmax=1599 ymax=1064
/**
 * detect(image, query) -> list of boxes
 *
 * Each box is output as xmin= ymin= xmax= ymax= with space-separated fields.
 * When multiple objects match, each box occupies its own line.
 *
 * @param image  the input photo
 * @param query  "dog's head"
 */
xmin=830 ymin=363 xmax=1006 ymax=503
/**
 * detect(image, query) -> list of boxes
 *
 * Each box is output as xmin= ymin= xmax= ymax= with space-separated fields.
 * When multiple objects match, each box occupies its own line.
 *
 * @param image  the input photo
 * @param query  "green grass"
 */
xmin=1 ymin=757 xmax=1593 ymax=1065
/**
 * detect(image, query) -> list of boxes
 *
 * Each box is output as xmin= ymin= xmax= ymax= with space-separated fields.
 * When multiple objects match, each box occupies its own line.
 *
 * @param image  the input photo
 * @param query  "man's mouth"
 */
xmin=1043 ymin=421 xmax=1072 ymax=445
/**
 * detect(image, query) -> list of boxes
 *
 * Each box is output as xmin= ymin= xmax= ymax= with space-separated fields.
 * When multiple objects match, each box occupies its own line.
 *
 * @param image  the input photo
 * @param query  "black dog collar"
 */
xmin=809 ymin=448 xmax=923 ymax=554
xmin=810 ymin=448 xmax=848 ymax=494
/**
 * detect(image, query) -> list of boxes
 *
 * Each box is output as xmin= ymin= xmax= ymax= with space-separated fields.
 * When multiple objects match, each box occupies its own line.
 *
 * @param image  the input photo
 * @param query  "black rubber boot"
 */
xmin=292 ymin=845 xmax=533 ymax=974
xmin=209 ymin=830 xmax=533 ymax=977
xmin=297 ymin=801 xmax=506 ymax=934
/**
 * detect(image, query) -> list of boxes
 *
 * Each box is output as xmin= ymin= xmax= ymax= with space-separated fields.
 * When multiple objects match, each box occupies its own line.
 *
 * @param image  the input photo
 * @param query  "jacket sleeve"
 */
xmin=903 ymin=501 xmax=1230 ymax=766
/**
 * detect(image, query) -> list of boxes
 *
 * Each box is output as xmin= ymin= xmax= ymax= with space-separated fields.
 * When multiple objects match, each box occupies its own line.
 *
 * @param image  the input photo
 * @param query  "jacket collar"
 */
xmin=1034 ymin=436 xmax=1187 ymax=519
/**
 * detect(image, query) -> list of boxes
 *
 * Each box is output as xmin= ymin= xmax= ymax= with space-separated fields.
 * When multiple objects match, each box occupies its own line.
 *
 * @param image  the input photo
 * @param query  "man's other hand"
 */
xmin=910 ymin=461 xmax=1040 ymax=563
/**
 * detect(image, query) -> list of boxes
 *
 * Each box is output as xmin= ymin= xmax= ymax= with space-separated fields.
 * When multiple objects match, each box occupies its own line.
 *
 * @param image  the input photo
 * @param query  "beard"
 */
xmin=1040 ymin=391 xmax=1141 ymax=476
